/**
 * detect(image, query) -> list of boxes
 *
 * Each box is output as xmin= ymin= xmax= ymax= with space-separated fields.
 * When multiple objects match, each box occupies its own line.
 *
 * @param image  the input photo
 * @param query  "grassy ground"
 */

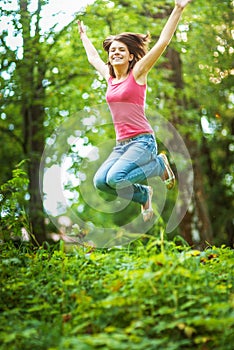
xmin=0 ymin=238 xmax=233 ymax=350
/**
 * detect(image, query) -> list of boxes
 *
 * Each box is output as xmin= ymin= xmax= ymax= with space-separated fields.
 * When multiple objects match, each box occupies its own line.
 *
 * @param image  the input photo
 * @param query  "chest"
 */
xmin=107 ymin=81 xmax=133 ymax=102
xmin=106 ymin=76 xmax=146 ymax=104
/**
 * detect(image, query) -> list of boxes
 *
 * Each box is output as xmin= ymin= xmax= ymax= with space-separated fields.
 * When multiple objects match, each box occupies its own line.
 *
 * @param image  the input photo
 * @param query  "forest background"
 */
xmin=0 ymin=1 xmax=234 ymax=349
xmin=0 ymin=0 xmax=233 ymax=247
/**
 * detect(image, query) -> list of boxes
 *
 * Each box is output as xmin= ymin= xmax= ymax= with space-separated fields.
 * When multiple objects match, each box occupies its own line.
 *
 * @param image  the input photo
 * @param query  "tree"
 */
xmin=74 ymin=0 xmax=233 ymax=247
xmin=0 ymin=0 xmax=84 ymax=244
xmin=0 ymin=0 xmax=233 ymax=247
xmin=182 ymin=0 xmax=234 ymax=246
xmin=0 ymin=0 xmax=102 ymax=244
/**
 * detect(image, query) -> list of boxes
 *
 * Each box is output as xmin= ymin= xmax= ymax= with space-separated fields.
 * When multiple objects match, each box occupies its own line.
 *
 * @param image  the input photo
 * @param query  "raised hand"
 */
xmin=77 ymin=20 xmax=86 ymax=39
xmin=175 ymin=0 xmax=192 ymax=9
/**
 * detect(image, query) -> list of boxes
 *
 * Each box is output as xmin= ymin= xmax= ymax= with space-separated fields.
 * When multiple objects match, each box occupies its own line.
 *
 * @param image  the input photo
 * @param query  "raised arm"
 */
xmin=133 ymin=0 xmax=192 ymax=83
xmin=78 ymin=20 xmax=109 ymax=80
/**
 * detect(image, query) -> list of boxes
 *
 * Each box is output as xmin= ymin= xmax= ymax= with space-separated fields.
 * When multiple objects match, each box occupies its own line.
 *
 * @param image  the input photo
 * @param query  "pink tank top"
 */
xmin=106 ymin=70 xmax=154 ymax=140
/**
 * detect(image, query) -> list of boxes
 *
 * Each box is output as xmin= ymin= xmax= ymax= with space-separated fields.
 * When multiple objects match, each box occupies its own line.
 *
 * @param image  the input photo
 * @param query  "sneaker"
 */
xmin=141 ymin=186 xmax=154 ymax=222
xmin=159 ymin=153 xmax=176 ymax=190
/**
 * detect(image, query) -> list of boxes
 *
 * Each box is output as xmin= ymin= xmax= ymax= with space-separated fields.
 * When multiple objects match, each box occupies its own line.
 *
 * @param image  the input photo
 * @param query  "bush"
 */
xmin=0 ymin=160 xmax=30 ymax=242
xmin=0 ymin=240 xmax=233 ymax=349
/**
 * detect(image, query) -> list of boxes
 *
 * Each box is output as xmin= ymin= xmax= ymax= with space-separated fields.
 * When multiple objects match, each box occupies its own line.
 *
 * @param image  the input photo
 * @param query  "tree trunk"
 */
xmin=165 ymin=47 xmax=214 ymax=247
xmin=24 ymin=104 xmax=46 ymax=245
xmin=20 ymin=0 xmax=47 ymax=244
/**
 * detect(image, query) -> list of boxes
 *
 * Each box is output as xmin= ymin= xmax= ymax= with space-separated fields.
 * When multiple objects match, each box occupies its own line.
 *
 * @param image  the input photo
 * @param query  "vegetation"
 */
xmin=0 ymin=1 xmax=233 ymax=243
xmin=0 ymin=2 xmax=233 ymax=348
xmin=0 ymin=240 xmax=233 ymax=349
xmin=0 ymin=0 xmax=233 ymax=247
xmin=1 ymin=2 xmax=233 ymax=348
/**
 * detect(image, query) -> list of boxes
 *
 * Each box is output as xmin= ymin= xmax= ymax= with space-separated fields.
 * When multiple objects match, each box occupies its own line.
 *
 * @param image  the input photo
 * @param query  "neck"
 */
xmin=113 ymin=66 xmax=129 ymax=80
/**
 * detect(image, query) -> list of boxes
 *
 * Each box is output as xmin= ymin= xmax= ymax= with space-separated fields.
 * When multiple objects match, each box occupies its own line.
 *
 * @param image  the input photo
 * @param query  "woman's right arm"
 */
xmin=78 ymin=20 xmax=109 ymax=81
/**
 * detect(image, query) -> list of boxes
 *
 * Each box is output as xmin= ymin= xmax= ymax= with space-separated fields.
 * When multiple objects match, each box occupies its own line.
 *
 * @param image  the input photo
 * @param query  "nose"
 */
xmin=111 ymin=49 xmax=121 ymax=56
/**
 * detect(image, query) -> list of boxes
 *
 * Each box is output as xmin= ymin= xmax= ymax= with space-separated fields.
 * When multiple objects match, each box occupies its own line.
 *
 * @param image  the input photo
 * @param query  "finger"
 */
xmin=78 ymin=19 xmax=83 ymax=27
xmin=77 ymin=20 xmax=83 ymax=34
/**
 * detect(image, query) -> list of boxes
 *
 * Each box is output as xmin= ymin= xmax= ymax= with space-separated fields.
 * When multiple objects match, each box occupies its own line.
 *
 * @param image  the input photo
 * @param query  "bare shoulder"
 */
xmin=92 ymin=58 xmax=110 ymax=81
xmin=132 ymin=63 xmax=148 ymax=85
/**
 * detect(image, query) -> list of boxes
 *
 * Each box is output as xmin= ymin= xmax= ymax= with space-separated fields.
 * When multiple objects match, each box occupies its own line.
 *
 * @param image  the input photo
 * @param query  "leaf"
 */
xmin=184 ymin=326 xmax=196 ymax=338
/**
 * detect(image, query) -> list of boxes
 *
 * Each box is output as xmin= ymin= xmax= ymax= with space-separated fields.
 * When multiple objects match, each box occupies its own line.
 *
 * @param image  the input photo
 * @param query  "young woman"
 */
xmin=78 ymin=0 xmax=192 ymax=222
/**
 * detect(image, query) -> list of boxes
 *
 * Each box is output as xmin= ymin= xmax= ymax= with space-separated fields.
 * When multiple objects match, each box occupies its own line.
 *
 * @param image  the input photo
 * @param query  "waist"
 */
xmin=116 ymin=133 xmax=154 ymax=146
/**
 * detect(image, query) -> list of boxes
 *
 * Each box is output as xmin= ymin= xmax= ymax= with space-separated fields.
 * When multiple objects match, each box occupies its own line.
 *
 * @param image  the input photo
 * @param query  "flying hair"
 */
xmin=103 ymin=32 xmax=151 ymax=77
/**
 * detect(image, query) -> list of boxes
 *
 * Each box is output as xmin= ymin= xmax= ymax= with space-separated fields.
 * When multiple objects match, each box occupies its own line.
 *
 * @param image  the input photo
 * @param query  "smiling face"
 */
xmin=108 ymin=40 xmax=134 ymax=68
xmin=103 ymin=32 xmax=150 ymax=77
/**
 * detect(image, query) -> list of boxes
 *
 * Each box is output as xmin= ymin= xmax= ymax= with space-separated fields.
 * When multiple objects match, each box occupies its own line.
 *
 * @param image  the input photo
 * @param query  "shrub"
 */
xmin=0 ymin=240 xmax=233 ymax=349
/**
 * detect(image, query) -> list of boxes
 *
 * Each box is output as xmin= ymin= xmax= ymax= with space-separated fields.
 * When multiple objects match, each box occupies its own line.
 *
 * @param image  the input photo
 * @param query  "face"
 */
xmin=108 ymin=40 xmax=133 ymax=67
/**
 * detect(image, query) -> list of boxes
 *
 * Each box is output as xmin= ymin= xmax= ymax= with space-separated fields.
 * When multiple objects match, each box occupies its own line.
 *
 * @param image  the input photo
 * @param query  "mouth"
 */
xmin=112 ymin=56 xmax=122 ymax=61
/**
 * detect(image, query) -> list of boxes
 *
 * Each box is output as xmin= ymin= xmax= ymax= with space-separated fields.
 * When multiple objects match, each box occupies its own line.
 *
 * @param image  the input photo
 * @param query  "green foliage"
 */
xmin=72 ymin=0 xmax=234 ymax=245
xmin=0 ymin=160 xmax=30 ymax=241
xmin=0 ymin=241 xmax=233 ymax=349
xmin=1 ymin=0 xmax=233 ymax=245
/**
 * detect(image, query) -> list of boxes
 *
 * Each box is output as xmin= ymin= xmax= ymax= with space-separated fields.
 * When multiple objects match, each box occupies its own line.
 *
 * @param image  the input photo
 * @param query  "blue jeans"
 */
xmin=93 ymin=134 xmax=165 ymax=205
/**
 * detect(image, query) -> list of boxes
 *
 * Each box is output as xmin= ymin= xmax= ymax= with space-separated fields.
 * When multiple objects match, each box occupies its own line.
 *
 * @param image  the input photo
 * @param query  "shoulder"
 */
xmin=106 ymin=75 xmax=113 ymax=85
xmin=132 ymin=66 xmax=147 ymax=86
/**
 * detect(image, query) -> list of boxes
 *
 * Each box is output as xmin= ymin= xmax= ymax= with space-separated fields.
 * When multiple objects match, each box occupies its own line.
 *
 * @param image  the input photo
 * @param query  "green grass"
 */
xmin=0 ymin=239 xmax=233 ymax=350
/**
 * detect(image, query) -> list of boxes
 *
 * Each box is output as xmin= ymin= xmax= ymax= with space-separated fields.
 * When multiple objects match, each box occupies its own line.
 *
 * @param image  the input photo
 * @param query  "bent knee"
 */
xmin=106 ymin=172 xmax=121 ymax=189
xmin=93 ymin=173 xmax=106 ymax=191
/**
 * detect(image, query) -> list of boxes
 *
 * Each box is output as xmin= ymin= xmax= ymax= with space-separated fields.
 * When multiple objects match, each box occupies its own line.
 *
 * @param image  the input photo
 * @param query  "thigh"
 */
xmin=94 ymin=145 xmax=124 ymax=181
xmin=117 ymin=135 xmax=156 ymax=169
xmin=107 ymin=136 xmax=156 ymax=181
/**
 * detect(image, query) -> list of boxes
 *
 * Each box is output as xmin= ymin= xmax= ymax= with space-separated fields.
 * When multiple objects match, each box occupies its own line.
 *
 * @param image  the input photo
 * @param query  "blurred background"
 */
xmin=0 ymin=0 xmax=233 ymax=248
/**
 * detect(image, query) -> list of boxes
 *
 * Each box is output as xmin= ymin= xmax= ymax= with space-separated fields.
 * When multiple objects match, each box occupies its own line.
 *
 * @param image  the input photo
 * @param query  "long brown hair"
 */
xmin=103 ymin=32 xmax=151 ymax=77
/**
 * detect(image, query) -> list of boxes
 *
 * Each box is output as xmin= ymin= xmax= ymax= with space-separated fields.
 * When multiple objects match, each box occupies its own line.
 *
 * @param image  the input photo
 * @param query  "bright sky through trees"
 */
xmin=0 ymin=0 xmax=95 ymax=49
xmin=0 ymin=0 xmax=95 ymax=215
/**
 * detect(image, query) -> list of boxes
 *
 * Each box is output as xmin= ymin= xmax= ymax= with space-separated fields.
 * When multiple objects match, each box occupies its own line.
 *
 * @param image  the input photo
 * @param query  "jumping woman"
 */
xmin=78 ymin=0 xmax=192 ymax=222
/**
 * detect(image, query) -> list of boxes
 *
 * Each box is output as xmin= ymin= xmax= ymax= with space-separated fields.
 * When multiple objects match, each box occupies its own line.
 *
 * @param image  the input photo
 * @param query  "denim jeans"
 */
xmin=93 ymin=134 xmax=165 ymax=205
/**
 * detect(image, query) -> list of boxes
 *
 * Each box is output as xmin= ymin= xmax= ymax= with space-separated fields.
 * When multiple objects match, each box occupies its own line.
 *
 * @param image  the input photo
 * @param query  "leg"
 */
xmin=106 ymin=135 xmax=164 ymax=204
xmin=158 ymin=153 xmax=176 ymax=189
xmin=93 ymin=145 xmax=125 ymax=197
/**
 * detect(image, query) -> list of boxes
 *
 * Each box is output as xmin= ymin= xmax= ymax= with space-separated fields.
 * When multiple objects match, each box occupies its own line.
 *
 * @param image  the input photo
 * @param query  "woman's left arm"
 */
xmin=134 ymin=0 xmax=192 ymax=83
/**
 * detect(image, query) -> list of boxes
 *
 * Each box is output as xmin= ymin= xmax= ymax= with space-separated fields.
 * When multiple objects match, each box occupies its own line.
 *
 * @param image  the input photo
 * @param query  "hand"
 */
xmin=77 ymin=20 xmax=86 ymax=38
xmin=175 ymin=0 xmax=192 ymax=9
